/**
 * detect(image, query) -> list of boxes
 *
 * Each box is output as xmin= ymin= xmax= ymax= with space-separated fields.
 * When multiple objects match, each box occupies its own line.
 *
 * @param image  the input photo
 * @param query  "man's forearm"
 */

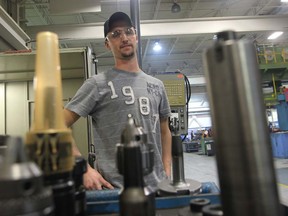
xmin=160 ymin=117 xmax=172 ymax=177
xmin=162 ymin=146 xmax=172 ymax=177
xmin=72 ymin=139 xmax=82 ymax=156
xmin=161 ymin=130 xmax=172 ymax=177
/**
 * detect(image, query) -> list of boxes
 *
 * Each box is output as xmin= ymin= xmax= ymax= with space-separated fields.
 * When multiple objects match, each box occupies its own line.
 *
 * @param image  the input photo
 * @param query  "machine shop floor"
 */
xmin=183 ymin=152 xmax=288 ymax=205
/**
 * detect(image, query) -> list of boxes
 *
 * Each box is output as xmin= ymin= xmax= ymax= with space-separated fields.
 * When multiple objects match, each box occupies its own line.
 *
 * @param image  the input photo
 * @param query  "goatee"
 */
xmin=122 ymin=51 xmax=135 ymax=59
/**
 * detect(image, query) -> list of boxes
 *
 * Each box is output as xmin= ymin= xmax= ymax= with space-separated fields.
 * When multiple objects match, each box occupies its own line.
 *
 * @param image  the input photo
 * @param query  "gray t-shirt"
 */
xmin=66 ymin=68 xmax=171 ymax=188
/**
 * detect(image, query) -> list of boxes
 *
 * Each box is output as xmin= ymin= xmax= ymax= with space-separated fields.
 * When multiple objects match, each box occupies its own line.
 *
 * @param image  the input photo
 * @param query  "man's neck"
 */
xmin=114 ymin=58 xmax=141 ymax=72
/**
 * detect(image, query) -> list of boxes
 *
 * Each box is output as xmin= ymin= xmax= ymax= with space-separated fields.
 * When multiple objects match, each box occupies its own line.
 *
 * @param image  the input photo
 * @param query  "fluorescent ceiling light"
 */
xmin=153 ymin=42 xmax=162 ymax=51
xmin=281 ymin=0 xmax=288 ymax=2
xmin=267 ymin=31 xmax=283 ymax=40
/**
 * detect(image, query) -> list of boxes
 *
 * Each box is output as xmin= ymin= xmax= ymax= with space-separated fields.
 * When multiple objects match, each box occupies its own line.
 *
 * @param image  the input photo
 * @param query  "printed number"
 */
xmin=139 ymin=97 xmax=150 ymax=115
xmin=108 ymin=81 xmax=118 ymax=99
xmin=122 ymin=86 xmax=135 ymax=104
xmin=108 ymin=82 xmax=152 ymax=116
xmin=152 ymin=114 xmax=159 ymax=133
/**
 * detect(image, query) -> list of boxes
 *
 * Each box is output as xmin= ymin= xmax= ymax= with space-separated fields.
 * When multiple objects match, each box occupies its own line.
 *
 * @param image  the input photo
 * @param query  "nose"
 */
xmin=120 ymin=32 xmax=129 ymax=41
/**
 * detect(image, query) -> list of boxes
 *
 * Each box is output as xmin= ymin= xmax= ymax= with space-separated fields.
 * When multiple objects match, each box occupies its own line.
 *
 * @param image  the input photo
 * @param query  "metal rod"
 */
xmin=130 ymin=0 xmax=142 ymax=68
xmin=272 ymin=73 xmax=277 ymax=98
xmin=203 ymin=31 xmax=282 ymax=216
xmin=172 ymin=135 xmax=186 ymax=185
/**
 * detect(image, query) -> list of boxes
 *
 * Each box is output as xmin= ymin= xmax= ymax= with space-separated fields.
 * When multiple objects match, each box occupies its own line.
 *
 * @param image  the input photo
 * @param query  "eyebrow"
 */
xmin=110 ymin=27 xmax=131 ymax=31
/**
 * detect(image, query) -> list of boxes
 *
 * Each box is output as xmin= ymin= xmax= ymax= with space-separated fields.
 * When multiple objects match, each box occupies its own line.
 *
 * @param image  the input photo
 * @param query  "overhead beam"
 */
xmin=0 ymin=6 xmax=30 ymax=50
xmin=25 ymin=15 xmax=288 ymax=42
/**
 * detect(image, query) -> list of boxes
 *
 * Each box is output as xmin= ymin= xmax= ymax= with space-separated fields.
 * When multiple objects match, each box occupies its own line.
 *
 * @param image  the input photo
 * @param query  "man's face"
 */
xmin=105 ymin=21 xmax=137 ymax=60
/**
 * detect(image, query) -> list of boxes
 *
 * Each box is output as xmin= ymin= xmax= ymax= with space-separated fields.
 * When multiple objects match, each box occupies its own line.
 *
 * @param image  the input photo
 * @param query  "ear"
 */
xmin=105 ymin=40 xmax=111 ymax=50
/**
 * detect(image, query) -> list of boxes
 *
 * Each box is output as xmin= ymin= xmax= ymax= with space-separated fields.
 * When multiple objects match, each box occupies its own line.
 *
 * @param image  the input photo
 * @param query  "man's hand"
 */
xmin=84 ymin=165 xmax=114 ymax=190
xmin=163 ymin=161 xmax=171 ymax=178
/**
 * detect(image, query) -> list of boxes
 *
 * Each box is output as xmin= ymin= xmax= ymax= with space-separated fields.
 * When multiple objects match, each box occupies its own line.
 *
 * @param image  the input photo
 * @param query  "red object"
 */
xmin=284 ymin=88 xmax=288 ymax=102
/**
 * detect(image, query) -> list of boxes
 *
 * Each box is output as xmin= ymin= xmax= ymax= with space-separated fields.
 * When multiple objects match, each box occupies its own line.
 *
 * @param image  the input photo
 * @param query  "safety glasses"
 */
xmin=106 ymin=27 xmax=136 ymax=41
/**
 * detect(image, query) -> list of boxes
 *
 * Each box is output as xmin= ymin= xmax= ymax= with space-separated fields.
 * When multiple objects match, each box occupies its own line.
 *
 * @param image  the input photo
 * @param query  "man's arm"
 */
xmin=63 ymin=108 xmax=114 ymax=190
xmin=63 ymin=109 xmax=82 ymax=156
xmin=160 ymin=117 xmax=172 ymax=178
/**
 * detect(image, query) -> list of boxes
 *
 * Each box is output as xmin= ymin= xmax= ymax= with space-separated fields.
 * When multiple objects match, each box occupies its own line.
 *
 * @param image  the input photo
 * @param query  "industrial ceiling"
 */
xmin=1 ymin=0 xmax=288 ymax=115
xmin=1 ymin=0 xmax=287 ymax=78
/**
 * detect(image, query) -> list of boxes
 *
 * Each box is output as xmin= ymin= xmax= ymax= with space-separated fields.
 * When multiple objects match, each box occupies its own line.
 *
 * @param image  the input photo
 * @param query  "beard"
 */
xmin=119 ymin=43 xmax=136 ymax=59
xmin=121 ymin=50 xmax=135 ymax=59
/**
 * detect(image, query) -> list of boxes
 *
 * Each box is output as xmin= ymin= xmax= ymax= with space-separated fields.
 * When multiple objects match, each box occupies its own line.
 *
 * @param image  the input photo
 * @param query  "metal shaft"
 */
xmin=172 ymin=135 xmax=186 ymax=185
xmin=0 ymin=137 xmax=54 ymax=216
xmin=118 ymin=115 xmax=149 ymax=216
xmin=130 ymin=0 xmax=142 ymax=68
xmin=203 ymin=31 xmax=282 ymax=216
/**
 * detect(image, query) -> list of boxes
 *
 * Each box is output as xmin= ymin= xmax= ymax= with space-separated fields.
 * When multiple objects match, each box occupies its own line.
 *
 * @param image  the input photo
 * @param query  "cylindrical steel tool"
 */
xmin=203 ymin=30 xmax=282 ymax=216
xmin=0 ymin=136 xmax=54 ymax=216
xmin=73 ymin=156 xmax=87 ymax=216
xmin=117 ymin=114 xmax=152 ymax=216
xmin=178 ymin=198 xmax=211 ymax=216
xmin=158 ymin=115 xmax=201 ymax=196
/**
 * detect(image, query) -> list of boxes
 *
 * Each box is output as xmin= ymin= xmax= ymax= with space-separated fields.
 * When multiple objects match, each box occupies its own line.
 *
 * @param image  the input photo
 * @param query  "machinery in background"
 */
xmin=157 ymin=115 xmax=202 ymax=196
xmin=199 ymin=137 xmax=214 ymax=157
xmin=156 ymin=73 xmax=191 ymax=137
xmin=257 ymin=43 xmax=288 ymax=107
xmin=275 ymin=88 xmax=288 ymax=130
xmin=269 ymin=91 xmax=288 ymax=159
xmin=156 ymin=73 xmax=202 ymax=197
xmin=257 ymin=43 xmax=288 ymax=130
xmin=255 ymin=43 xmax=288 ymax=159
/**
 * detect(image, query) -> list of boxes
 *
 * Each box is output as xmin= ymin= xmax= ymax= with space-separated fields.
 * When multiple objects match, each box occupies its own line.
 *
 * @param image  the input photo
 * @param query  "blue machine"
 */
xmin=276 ymin=94 xmax=288 ymax=131
xmin=271 ymin=132 xmax=288 ymax=158
xmin=86 ymin=182 xmax=220 ymax=215
xmin=270 ymin=94 xmax=288 ymax=159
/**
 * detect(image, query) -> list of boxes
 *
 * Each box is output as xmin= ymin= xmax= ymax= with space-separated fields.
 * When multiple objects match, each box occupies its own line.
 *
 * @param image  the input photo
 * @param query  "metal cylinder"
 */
xmin=45 ymin=172 xmax=75 ymax=216
xmin=157 ymin=134 xmax=201 ymax=196
xmin=178 ymin=198 xmax=211 ymax=216
xmin=0 ymin=137 xmax=54 ymax=216
xmin=172 ymin=135 xmax=186 ymax=186
xmin=130 ymin=0 xmax=142 ymax=68
xmin=73 ymin=156 xmax=87 ymax=216
xmin=202 ymin=204 xmax=223 ymax=216
xmin=118 ymin=115 xmax=150 ymax=216
xmin=203 ymin=31 xmax=282 ymax=216
xmin=190 ymin=198 xmax=211 ymax=213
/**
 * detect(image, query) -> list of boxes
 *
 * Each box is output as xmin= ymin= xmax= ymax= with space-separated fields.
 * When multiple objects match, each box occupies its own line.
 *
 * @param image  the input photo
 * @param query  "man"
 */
xmin=64 ymin=11 xmax=172 ymax=190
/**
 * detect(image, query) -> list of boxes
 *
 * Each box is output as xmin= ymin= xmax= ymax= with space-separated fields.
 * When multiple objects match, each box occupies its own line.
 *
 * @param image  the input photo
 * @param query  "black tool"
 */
xmin=0 ymin=136 xmax=54 ymax=216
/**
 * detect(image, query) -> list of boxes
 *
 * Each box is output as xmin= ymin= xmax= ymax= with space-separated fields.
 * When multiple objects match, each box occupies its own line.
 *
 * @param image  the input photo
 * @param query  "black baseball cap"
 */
xmin=104 ymin=12 xmax=133 ymax=38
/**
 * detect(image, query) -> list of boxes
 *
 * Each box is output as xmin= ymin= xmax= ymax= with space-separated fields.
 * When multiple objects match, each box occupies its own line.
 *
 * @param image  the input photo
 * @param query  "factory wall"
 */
xmin=188 ymin=92 xmax=212 ymax=130
xmin=0 ymin=78 xmax=89 ymax=159
xmin=6 ymin=82 xmax=27 ymax=136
